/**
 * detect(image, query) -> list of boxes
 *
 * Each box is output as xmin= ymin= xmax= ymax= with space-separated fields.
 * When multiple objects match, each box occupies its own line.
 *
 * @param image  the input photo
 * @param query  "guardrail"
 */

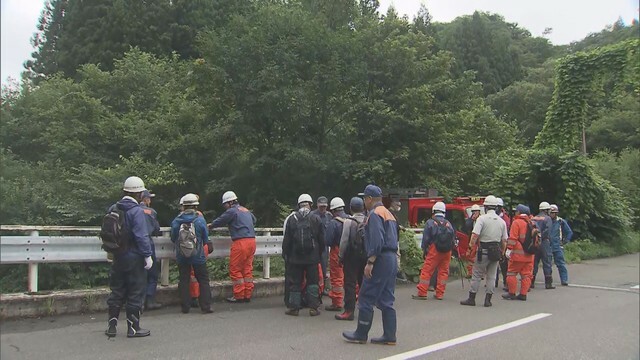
xmin=0 ymin=226 xmax=285 ymax=293
xmin=0 ymin=225 xmax=424 ymax=293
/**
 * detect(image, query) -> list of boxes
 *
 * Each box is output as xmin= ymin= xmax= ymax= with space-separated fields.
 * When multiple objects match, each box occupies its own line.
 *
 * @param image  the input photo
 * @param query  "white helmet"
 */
xmin=123 ymin=176 xmax=146 ymax=192
xmin=297 ymin=193 xmax=313 ymax=205
xmin=470 ymin=204 xmax=481 ymax=212
xmin=483 ymin=195 xmax=499 ymax=207
xmin=496 ymin=198 xmax=504 ymax=207
xmin=329 ymin=197 xmax=345 ymax=210
xmin=539 ymin=201 xmax=551 ymax=211
xmin=550 ymin=204 xmax=559 ymax=213
xmin=433 ymin=201 xmax=446 ymax=213
xmin=180 ymin=193 xmax=200 ymax=206
xmin=222 ymin=191 xmax=238 ymax=204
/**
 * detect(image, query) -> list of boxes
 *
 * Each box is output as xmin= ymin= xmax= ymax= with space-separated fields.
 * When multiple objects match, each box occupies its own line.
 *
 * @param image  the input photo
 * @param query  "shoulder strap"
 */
xmin=334 ymin=217 xmax=346 ymax=224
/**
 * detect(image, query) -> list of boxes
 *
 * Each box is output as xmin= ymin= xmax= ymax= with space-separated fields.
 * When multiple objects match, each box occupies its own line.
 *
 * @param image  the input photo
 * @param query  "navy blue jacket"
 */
xmin=325 ymin=211 xmax=348 ymax=247
xmin=365 ymin=203 xmax=399 ymax=257
xmin=110 ymin=197 xmax=153 ymax=259
xmin=421 ymin=215 xmax=455 ymax=251
xmin=170 ymin=210 xmax=209 ymax=265
xmin=211 ymin=204 xmax=256 ymax=240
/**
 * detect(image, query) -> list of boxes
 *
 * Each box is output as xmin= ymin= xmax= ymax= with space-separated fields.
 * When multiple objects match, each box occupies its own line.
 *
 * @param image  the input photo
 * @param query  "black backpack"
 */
xmin=293 ymin=213 xmax=315 ymax=254
xmin=523 ymin=219 xmax=541 ymax=254
xmin=433 ymin=218 xmax=455 ymax=253
xmin=348 ymin=217 xmax=368 ymax=259
xmin=100 ymin=206 xmax=129 ymax=254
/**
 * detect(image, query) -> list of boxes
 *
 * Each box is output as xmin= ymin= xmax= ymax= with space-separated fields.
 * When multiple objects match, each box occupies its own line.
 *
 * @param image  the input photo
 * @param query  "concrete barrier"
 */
xmin=0 ymin=277 xmax=285 ymax=319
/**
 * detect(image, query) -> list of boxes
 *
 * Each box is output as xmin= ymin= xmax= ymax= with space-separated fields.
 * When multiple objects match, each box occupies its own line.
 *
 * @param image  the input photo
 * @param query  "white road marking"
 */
xmin=631 ymin=285 xmax=639 ymax=290
xmin=567 ymin=283 xmax=639 ymax=293
xmin=380 ymin=313 xmax=552 ymax=360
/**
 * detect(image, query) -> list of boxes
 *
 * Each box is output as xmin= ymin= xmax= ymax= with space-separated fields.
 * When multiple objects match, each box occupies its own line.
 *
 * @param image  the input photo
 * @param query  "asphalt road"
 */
xmin=1 ymin=254 xmax=638 ymax=360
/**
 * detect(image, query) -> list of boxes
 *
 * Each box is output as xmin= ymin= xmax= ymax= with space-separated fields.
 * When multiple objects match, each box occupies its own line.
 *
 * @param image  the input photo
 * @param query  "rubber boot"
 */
xmin=126 ymin=308 xmax=150 ymax=338
xmin=516 ymin=294 xmax=527 ymax=301
xmin=335 ymin=311 xmax=354 ymax=321
xmin=501 ymin=293 xmax=517 ymax=300
xmin=286 ymin=291 xmax=301 ymax=316
xmin=460 ymin=292 xmax=476 ymax=306
xmin=545 ymin=276 xmax=556 ymax=289
xmin=484 ymin=293 xmax=493 ymax=307
xmin=144 ymin=295 xmax=162 ymax=311
xmin=371 ymin=309 xmax=397 ymax=345
xmin=105 ymin=307 xmax=119 ymax=338
xmin=343 ymin=309 xmax=373 ymax=344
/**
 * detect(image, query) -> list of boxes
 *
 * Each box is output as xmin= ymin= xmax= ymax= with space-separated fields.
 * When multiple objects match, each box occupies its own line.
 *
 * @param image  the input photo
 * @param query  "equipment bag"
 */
xmin=481 ymin=242 xmax=502 ymax=262
xmin=433 ymin=219 xmax=455 ymax=253
xmin=348 ymin=217 xmax=368 ymax=259
xmin=293 ymin=213 xmax=315 ymax=255
xmin=523 ymin=220 xmax=541 ymax=254
xmin=178 ymin=219 xmax=199 ymax=258
xmin=100 ymin=206 xmax=129 ymax=254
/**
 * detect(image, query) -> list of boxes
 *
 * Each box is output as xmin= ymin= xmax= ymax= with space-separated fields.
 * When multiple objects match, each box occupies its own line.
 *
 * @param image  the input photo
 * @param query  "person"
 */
xmin=282 ymin=194 xmax=326 ymax=316
xmin=343 ymin=185 xmax=398 ymax=345
xmin=311 ymin=196 xmax=332 ymax=294
xmin=336 ymin=197 xmax=368 ymax=321
xmin=462 ymin=204 xmax=482 ymax=277
xmin=531 ymin=201 xmax=555 ymax=289
xmin=105 ymin=176 xmax=154 ymax=338
xmin=140 ymin=190 xmax=163 ymax=311
xmin=460 ymin=195 xmax=508 ymax=308
xmin=170 ymin=193 xmax=214 ymax=314
xmin=549 ymin=204 xmax=573 ymax=286
xmin=495 ymin=198 xmax=510 ymax=291
xmin=325 ymin=197 xmax=348 ymax=311
xmin=502 ymin=205 xmax=535 ymax=301
xmin=388 ymin=199 xmax=407 ymax=281
xmin=209 ymin=191 xmax=257 ymax=303
xmin=412 ymin=201 xmax=455 ymax=300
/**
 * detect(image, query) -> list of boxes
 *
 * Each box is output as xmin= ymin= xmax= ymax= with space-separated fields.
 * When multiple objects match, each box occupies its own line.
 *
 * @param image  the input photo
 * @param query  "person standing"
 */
xmin=311 ymin=196 xmax=333 ymax=294
xmin=335 ymin=197 xmax=368 ymax=321
xmin=325 ymin=197 xmax=348 ymax=312
xmin=502 ymin=205 xmax=535 ymax=301
xmin=209 ymin=191 xmax=257 ymax=303
xmin=495 ymin=198 xmax=510 ymax=291
xmin=460 ymin=195 xmax=508 ymax=308
xmin=463 ymin=204 xmax=482 ymax=277
xmin=549 ymin=204 xmax=573 ymax=286
xmin=104 ymin=176 xmax=153 ymax=338
xmin=171 ymin=193 xmax=214 ymax=314
xmin=343 ymin=185 xmax=398 ymax=345
xmin=532 ymin=201 xmax=555 ymax=289
xmin=282 ymin=194 xmax=325 ymax=316
xmin=388 ymin=199 xmax=408 ymax=281
xmin=140 ymin=190 xmax=163 ymax=310
xmin=412 ymin=202 xmax=455 ymax=300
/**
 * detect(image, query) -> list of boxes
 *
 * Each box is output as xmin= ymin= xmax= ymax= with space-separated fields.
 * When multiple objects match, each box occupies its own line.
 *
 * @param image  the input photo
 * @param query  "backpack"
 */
xmin=348 ymin=217 xmax=368 ymax=259
xmin=292 ymin=213 xmax=315 ymax=255
xmin=178 ymin=219 xmax=199 ymax=258
xmin=433 ymin=218 xmax=455 ymax=253
xmin=100 ymin=206 xmax=129 ymax=254
xmin=523 ymin=219 xmax=541 ymax=254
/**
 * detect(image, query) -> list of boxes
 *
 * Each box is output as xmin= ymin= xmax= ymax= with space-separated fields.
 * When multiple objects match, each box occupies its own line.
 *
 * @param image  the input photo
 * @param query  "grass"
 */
xmin=564 ymin=232 xmax=640 ymax=263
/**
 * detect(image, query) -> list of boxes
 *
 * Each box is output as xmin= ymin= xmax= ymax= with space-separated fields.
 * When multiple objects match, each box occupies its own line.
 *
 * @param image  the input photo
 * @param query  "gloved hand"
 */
xmin=505 ymin=249 xmax=512 ymax=259
xmin=144 ymin=256 xmax=153 ymax=270
xmin=206 ymin=242 xmax=214 ymax=254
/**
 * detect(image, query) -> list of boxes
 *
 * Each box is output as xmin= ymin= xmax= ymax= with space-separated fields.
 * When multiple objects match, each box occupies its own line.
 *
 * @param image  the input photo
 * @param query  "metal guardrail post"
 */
xmin=28 ymin=230 xmax=39 ymax=293
xmin=263 ymin=231 xmax=271 ymax=279
xmin=161 ymin=259 xmax=170 ymax=286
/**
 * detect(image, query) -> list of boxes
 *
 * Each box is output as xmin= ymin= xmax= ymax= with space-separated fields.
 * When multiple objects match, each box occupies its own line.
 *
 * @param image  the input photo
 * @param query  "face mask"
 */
xmin=299 ymin=207 xmax=311 ymax=216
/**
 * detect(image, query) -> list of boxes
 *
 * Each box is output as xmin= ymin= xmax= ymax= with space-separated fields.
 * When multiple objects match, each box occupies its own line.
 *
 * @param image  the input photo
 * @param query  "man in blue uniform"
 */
xmin=343 ymin=185 xmax=398 ymax=345
xmin=549 ymin=204 xmax=573 ymax=286
xmin=140 ymin=190 xmax=162 ymax=310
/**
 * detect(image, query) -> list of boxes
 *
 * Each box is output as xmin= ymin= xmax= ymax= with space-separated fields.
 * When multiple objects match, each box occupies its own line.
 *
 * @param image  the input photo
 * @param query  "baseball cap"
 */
xmin=141 ymin=190 xmax=156 ymax=199
xmin=363 ymin=184 xmax=382 ymax=197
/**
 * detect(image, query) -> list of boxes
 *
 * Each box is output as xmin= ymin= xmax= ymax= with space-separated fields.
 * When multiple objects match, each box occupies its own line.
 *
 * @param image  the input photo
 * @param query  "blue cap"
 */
xmin=516 ymin=204 xmax=530 ymax=215
xmin=350 ymin=197 xmax=364 ymax=211
xmin=363 ymin=184 xmax=383 ymax=197
xmin=141 ymin=190 xmax=155 ymax=199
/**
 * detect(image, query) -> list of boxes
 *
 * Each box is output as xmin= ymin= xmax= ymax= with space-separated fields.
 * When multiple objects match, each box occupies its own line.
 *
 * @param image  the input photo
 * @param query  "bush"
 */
xmin=564 ymin=232 xmax=639 ymax=263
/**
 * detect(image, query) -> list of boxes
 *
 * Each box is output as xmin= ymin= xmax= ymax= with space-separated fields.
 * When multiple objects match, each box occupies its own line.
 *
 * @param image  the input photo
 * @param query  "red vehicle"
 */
xmin=383 ymin=189 xmax=485 ymax=259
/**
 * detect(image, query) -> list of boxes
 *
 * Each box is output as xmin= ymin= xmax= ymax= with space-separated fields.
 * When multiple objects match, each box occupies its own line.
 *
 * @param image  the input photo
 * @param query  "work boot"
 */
xmin=144 ymin=296 xmax=162 ymax=311
xmin=484 ymin=293 xmax=493 ymax=307
xmin=502 ymin=293 xmax=517 ymax=300
xmin=335 ymin=311 xmax=354 ymax=321
xmin=516 ymin=294 xmax=527 ymax=301
xmin=545 ymin=276 xmax=556 ymax=289
xmin=371 ymin=309 xmax=397 ymax=345
xmin=225 ymin=296 xmax=244 ymax=303
xmin=343 ymin=309 xmax=373 ymax=344
xmin=460 ymin=292 xmax=476 ymax=306
xmin=285 ymin=308 xmax=299 ymax=316
xmin=561 ymin=282 xmax=569 ymax=286
xmin=105 ymin=307 xmax=119 ymax=338
xmin=126 ymin=308 xmax=150 ymax=338
xmin=309 ymin=308 xmax=321 ymax=316
xmin=411 ymin=295 xmax=428 ymax=300
xmin=325 ymin=304 xmax=343 ymax=312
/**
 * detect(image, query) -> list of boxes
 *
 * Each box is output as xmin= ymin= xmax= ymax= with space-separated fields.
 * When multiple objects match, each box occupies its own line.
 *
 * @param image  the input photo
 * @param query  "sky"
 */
xmin=1 ymin=0 xmax=639 ymax=86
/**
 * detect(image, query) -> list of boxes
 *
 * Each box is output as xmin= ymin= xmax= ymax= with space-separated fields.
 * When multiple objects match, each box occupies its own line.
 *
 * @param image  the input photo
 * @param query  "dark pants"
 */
xmin=107 ymin=255 xmax=147 ymax=312
xmin=533 ymin=240 xmax=553 ymax=280
xmin=343 ymin=255 xmax=366 ymax=312
xmin=288 ymin=263 xmax=320 ymax=310
xmin=178 ymin=263 xmax=211 ymax=311
xmin=321 ymin=247 xmax=329 ymax=278
xmin=146 ymin=252 xmax=160 ymax=297
xmin=495 ymin=256 xmax=508 ymax=287
xmin=358 ymin=251 xmax=397 ymax=313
